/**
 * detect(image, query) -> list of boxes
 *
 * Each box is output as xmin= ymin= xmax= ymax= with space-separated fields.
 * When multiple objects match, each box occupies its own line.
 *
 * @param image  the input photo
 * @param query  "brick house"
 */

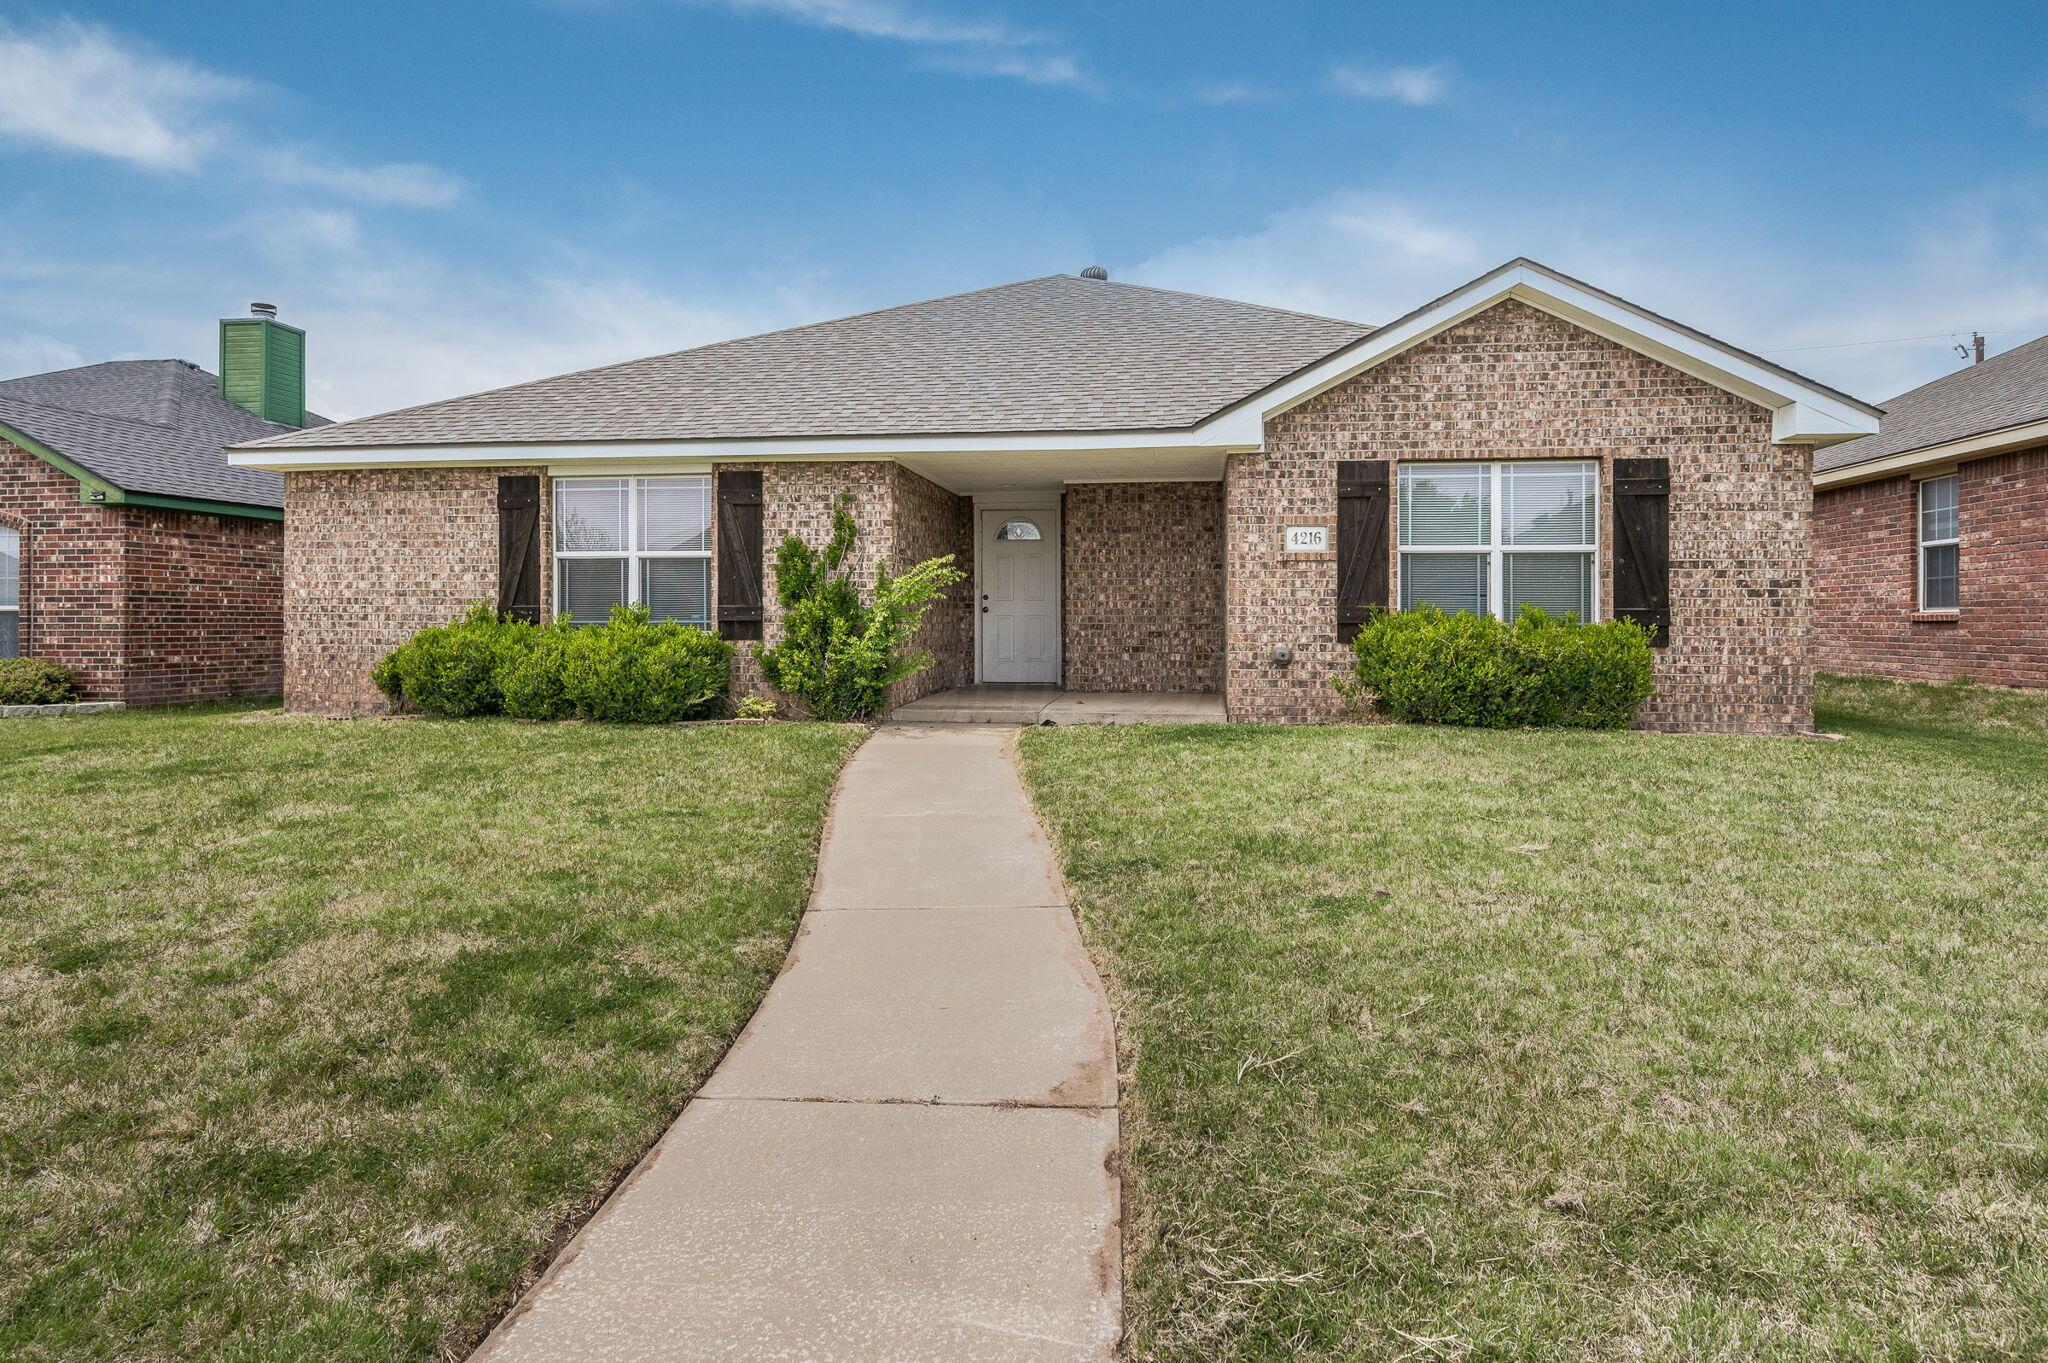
xmin=0 ymin=306 xmax=323 ymax=703
xmin=1814 ymin=333 xmax=2048 ymax=688
xmin=231 ymin=260 xmax=1880 ymax=732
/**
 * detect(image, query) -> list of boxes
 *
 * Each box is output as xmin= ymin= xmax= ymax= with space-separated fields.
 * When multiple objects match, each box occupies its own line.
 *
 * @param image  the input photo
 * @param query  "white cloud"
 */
xmin=1328 ymin=63 xmax=1447 ymax=107
xmin=1126 ymin=191 xmax=1484 ymax=323
xmin=223 ymin=209 xmax=848 ymax=419
xmin=257 ymin=149 xmax=467 ymax=209
xmin=0 ymin=18 xmax=460 ymax=209
xmin=1124 ymin=183 xmax=2048 ymax=404
xmin=927 ymin=49 xmax=1092 ymax=89
xmin=0 ymin=332 xmax=87 ymax=376
xmin=698 ymin=0 xmax=1090 ymax=88
xmin=715 ymin=0 xmax=1033 ymax=47
xmin=0 ymin=18 xmax=242 ymax=171
xmin=1192 ymin=81 xmax=1272 ymax=107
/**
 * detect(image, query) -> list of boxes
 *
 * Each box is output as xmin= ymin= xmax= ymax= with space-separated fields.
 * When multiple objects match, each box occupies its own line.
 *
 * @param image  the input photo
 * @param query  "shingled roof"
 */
xmin=1816 ymin=332 xmax=2048 ymax=474
xmin=0 ymin=360 xmax=326 ymax=510
xmin=240 ymin=274 xmax=1373 ymax=451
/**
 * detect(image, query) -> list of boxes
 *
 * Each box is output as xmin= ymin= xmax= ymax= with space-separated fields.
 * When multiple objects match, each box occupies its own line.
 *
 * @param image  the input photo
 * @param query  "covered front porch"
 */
xmin=892 ymin=684 xmax=1225 ymax=725
xmin=891 ymin=447 xmax=1230 ymax=710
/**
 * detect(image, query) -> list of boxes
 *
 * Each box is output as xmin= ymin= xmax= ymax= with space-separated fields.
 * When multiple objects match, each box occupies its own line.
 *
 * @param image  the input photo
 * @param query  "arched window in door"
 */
xmin=995 ymin=517 xmax=1042 ymax=542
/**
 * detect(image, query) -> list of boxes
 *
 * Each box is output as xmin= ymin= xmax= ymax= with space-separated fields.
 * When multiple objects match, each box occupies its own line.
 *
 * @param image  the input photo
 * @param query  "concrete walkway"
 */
xmin=473 ymin=725 xmax=1119 ymax=1363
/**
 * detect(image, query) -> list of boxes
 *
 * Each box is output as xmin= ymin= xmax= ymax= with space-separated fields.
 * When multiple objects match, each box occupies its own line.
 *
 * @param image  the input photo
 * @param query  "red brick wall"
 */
xmin=0 ymin=442 xmax=125 ymax=697
xmin=1814 ymin=445 xmax=2048 ymax=688
xmin=1230 ymin=299 xmax=1814 ymax=734
xmin=1063 ymin=481 xmax=1224 ymax=692
xmin=119 ymin=506 xmax=282 ymax=704
xmin=0 ymin=442 xmax=282 ymax=704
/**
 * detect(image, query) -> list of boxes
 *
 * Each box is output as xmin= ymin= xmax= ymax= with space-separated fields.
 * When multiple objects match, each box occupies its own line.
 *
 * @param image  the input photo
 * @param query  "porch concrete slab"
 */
xmin=892 ymin=684 xmax=1061 ymax=725
xmin=812 ymin=727 xmax=1065 ymax=911
xmin=892 ymin=686 xmax=1225 ymax=726
xmin=472 ymin=1099 xmax=1119 ymax=1363
xmin=1040 ymin=691 xmax=1224 ymax=725
xmin=702 ymin=907 xmax=1114 ymax=1107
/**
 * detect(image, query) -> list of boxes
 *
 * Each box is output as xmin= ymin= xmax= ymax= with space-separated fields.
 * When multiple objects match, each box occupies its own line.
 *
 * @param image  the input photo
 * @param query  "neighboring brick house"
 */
xmin=232 ymin=260 xmax=1881 ymax=732
xmin=0 ymin=306 xmax=324 ymax=703
xmin=1814 ymin=334 xmax=2048 ymax=688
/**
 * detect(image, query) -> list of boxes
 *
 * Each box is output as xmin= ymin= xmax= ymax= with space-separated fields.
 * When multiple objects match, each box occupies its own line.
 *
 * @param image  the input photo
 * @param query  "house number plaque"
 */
xmin=1283 ymin=525 xmax=1328 ymax=554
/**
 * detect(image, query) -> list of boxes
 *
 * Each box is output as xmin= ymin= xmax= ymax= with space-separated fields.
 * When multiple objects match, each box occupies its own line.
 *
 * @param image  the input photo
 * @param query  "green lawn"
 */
xmin=0 ymin=705 xmax=862 ymax=1362
xmin=1019 ymin=677 xmax=2048 ymax=1361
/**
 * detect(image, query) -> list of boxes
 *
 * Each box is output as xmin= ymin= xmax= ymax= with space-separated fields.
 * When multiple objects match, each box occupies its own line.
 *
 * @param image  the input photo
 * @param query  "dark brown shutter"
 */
xmin=496 ymin=475 xmax=541 ymax=623
xmin=716 ymin=470 xmax=765 ymax=641
xmin=1612 ymin=457 xmax=1671 ymax=646
xmin=1336 ymin=459 xmax=1391 ymax=643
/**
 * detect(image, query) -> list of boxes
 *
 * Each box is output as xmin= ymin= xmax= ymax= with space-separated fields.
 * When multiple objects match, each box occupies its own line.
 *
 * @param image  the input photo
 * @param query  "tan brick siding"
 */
xmin=1063 ymin=481 xmax=1223 ymax=692
xmin=283 ymin=467 xmax=548 ymax=714
xmin=1814 ymin=446 xmax=2048 ymax=688
xmin=720 ymin=460 xmax=891 ymax=711
xmin=1230 ymin=299 xmax=1813 ymax=734
xmin=888 ymin=463 xmax=973 ymax=704
xmin=2 ymin=442 xmax=282 ymax=704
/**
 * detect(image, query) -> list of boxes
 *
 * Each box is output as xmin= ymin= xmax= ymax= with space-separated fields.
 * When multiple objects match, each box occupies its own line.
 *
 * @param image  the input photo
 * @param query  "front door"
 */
xmin=979 ymin=505 xmax=1060 ymax=684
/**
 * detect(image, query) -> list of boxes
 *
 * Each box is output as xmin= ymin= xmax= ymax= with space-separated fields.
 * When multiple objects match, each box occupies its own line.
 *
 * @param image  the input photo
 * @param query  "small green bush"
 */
xmin=372 ymin=604 xmax=731 ymax=723
xmin=1349 ymin=606 xmax=1655 ymax=729
xmin=497 ymin=623 xmax=575 ymax=721
xmin=560 ymin=605 xmax=731 ymax=724
xmin=377 ymin=605 xmax=513 ymax=717
xmin=755 ymin=495 xmax=966 ymax=720
xmin=0 ymin=658 xmax=81 ymax=706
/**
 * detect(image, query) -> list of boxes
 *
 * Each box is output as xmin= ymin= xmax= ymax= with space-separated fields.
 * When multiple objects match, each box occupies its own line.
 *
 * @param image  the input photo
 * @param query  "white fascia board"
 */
xmin=226 ymin=427 xmax=1258 ymax=472
xmin=1203 ymin=264 xmax=1882 ymax=446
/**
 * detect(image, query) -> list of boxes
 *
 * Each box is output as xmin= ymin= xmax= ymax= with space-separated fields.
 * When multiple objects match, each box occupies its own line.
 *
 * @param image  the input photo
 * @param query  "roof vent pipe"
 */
xmin=250 ymin=301 xmax=279 ymax=320
xmin=1080 ymin=265 xmax=1109 ymax=280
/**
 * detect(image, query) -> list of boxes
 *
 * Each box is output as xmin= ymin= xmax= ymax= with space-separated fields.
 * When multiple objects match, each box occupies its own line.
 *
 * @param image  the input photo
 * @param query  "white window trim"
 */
xmin=553 ymin=475 xmax=713 ymax=627
xmin=1917 ymin=473 xmax=1960 ymax=613
xmin=0 ymin=525 xmax=18 ymax=659
xmin=1397 ymin=460 xmax=1600 ymax=622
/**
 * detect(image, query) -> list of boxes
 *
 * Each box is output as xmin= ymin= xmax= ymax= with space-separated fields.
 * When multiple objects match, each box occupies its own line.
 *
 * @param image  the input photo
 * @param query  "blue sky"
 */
xmin=2 ymin=1 xmax=2045 ymax=419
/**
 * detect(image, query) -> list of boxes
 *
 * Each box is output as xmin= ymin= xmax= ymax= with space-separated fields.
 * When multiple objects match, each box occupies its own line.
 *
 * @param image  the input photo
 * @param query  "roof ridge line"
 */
xmin=0 ymin=389 xmax=189 ymax=435
xmin=261 ymin=276 xmax=1080 ymax=445
xmin=1078 ymin=274 xmax=1373 ymax=330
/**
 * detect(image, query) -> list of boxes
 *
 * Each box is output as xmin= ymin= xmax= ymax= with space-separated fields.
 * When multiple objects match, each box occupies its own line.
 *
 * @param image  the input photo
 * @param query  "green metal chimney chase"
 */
xmin=219 ymin=302 xmax=307 ymax=428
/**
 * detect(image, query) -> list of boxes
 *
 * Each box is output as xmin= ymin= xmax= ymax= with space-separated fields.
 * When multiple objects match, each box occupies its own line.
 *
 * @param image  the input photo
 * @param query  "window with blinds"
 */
xmin=0 ymin=525 xmax=18 ymax=658
xmin=554 ymin=476 xmax=713 ymax=627
xmin=1918 ymin=474 xmax=1959 ymax=612
xmin=1398 ymin=461 xmax=1597 ymax=622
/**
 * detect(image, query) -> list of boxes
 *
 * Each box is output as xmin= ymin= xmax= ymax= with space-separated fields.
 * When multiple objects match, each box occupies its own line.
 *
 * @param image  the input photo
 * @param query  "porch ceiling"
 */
xmin=896 ymin=446 xmax=1225 ymax=495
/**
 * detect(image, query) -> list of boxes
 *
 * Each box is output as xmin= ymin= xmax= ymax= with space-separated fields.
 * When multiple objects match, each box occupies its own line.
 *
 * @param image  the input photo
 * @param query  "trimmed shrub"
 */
xmin=755 ymin=495 xmax=966 ymax=720
xmin=0 ymin=658 xmax=81 ymax=706
xmin=1504 ymin=607 xmax=1659 ymax=729
xmin=372 ymin=605 xmax=732 ymax=723
xmin=1349 ymin=606 xmax=1655 ymax=729
xmin=559 ymin=605 xmax=731 ymax=724
xmin=377 ymin=605 xmax=513 ymax=717
xmin=497 ymin=623 xmax=575 ymax=721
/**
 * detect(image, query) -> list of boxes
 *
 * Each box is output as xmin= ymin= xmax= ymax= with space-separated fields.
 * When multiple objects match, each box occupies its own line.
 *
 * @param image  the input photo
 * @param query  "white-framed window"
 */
xmin=1918 ymin=473 xmax=1959 ymax=612
xmin=553 ymin=475 xmax=712 ymax=627
xmin=1397 ymin=461 xmax=1598 ymax=622
xmin=0 ymin=525 xmax=19 ymax=658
